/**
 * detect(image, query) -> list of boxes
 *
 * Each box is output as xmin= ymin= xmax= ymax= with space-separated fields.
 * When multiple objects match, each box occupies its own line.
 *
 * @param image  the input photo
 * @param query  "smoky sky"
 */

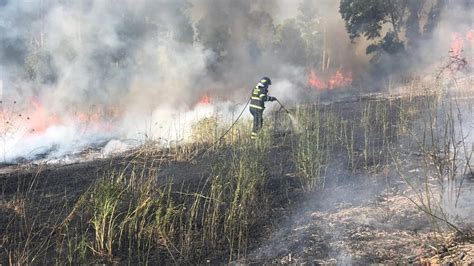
xmin=0 ymin=0 xmax=472 ymax=162
xmin=0 ymin=0 xmax=341 ymax=114
xmin=0 ymin=0 xmax=204 ymax=111
xmin=0 ymin=0 xmax=472 ymax=113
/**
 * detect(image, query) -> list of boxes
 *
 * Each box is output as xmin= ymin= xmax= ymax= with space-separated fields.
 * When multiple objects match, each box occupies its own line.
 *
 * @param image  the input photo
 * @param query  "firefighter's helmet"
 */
xmin=260 ymin=77 xmax=272 ymax=86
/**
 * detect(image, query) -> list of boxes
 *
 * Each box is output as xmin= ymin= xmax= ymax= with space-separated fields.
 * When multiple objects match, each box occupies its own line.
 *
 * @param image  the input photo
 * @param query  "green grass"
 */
xmin=2 ymin=87 xmax=473 ymax=264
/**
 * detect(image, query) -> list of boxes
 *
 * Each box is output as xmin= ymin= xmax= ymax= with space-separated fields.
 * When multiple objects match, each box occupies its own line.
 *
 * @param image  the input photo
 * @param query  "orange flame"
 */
xmin=0 ymin=99 xmax=121 ymax=136
xmin=450 ymin=33 xmax=465 ymax=58
xmin=308 ymin=70 xmax=326 ymax=90
xmin=198 ymin=92 xmax=211 ymax=105
xmin=28 ymin=99 xmax=62 ymax=133
xmin=308 ymin=69 xmax=352 ymax=91
xmin=329 ymin=70 xmax=353 ymax=90
xmin=467 ymin=29 xmax=474 ymax=43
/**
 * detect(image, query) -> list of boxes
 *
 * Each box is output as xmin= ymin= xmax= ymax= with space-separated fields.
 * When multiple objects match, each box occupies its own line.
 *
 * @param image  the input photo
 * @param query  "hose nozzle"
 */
xmin=276 ymin=99 xmax=290 ymax=114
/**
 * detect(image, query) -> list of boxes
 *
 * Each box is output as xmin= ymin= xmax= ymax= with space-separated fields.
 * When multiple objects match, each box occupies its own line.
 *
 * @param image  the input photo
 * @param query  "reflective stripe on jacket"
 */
xmin=250 ymin=83 xmax=269 ymax=110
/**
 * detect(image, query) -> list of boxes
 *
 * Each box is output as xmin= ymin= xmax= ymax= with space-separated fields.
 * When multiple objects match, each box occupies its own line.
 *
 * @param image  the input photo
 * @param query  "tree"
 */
xmin=339 ymin=0 xmax=449 ymax=54
xmin=296 ymin=0 xmax=323 ymax=70
xmin=423 ymin=0 xmax=445 ymax=38
xmin=339 ymin=0 xmax=405 ymax=41
xmin=339 ymin=0 xmax=450 ymax=80
xmin=405 ymin=0 xmax=424 ymax=50
xmin=195 ymin=0 xmax=277 ymax=78
xmin=273 ymin=19 xmax=307 ymax=67
xmin=365 ymin=31 xmax=406 ymax=77
xmin=195 ymin=0 xmax=250 ymax=74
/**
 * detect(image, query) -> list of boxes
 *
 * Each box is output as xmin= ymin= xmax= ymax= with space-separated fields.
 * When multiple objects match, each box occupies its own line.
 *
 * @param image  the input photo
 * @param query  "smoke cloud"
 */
xmin=0 ymin=0 xmax=307 ymax=161
xmin=0 ymin=0 xmax=472 ymax=162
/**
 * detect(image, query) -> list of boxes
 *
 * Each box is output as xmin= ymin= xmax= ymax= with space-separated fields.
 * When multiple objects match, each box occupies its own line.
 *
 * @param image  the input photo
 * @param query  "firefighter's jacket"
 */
xmin=250 ymin=83 xmax=272 ymax=111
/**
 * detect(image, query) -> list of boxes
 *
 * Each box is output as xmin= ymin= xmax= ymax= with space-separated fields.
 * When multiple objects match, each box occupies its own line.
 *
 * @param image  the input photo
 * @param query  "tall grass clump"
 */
xmin=49 ymin=124 xmax=273 ymax=264
xmin=191 ymin=116 xmax=219 ymax=147
xmin=201 ymin=127 xmax=271 ymax=261
xmin=225 ymin=143 xmax=268 ymax=260
xmin=291 ymin=105 xmax=330 ymax=191
xmin=88 ymin=178 xmax=126 ymax=259
xmin=391 ymin=82 xmax=473 ymax=234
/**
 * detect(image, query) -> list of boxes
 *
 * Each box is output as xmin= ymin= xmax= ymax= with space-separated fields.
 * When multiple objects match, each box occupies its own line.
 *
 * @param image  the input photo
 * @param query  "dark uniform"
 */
xmin=249 ymin=77 xmax=276 ymax=139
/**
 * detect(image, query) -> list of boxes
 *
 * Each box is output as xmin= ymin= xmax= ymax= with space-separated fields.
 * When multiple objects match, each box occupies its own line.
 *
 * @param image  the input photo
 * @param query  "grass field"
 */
xmin=1 ymin=78 xmax=474 ymax=264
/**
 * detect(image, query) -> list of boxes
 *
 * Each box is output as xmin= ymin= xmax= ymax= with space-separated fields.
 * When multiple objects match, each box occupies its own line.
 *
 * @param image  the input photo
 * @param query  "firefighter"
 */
xmin=249 ymin=77 xmax=277 ymax=139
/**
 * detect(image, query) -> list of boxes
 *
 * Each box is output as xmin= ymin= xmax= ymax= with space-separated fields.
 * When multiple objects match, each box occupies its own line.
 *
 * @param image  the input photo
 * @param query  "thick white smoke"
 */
xmin=0 ymin=1 xmax=220 ymax=162
xmin=0 ymin=0 xmax=471 ymax=162
xmin=0 ymin=0 xmax=318 ymax=162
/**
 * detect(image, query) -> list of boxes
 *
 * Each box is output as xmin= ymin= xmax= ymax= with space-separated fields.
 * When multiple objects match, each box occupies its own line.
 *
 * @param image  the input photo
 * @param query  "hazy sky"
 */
xmin=273 ymin=0 xmax=300 ymax=22
xmin=190 ymin=0 xmax=300 ymax=23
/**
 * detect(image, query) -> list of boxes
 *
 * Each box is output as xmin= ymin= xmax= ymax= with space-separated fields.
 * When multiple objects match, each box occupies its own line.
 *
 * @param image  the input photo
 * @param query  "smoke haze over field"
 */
xmin=0 ymin=0 xmax=472 ymax=161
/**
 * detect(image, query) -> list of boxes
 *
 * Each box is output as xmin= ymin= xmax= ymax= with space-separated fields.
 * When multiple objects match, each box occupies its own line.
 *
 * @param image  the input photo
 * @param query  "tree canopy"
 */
xmin=339 ymin=0 xmax=448 ymax=78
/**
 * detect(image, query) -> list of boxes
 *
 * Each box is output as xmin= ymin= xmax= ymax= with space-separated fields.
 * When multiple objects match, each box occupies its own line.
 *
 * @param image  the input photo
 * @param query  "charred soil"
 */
xmin=1 ymin=94 xmax=474 ymax=264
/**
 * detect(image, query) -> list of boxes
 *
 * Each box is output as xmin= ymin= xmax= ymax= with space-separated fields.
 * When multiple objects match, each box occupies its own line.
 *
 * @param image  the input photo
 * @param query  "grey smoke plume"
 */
xmin=0 ymin=1 xmax=210 ymax=160
xmin=0 ymin=0 xmax=471 ymax=161
xmin=0 ymin=0 xmax=316 ymax=161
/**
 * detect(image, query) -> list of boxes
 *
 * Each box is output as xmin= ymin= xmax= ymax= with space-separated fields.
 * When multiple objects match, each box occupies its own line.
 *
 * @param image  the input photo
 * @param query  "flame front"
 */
xmin=308 ymin=70 xmax=327 ymax=90
xmin=450 ymin=29 xmax=474 ymax=57
xmin=329 ymin=70 xmax=353 ymax=90
xmin=450 ymin=33 xmax=465 ymax=58
xmin=308 ymin=69 xmax=353 ymax=91
xmin=30 ymin=99 xmax=64 ymax=133
xmin=0 ymin=99 xmax=120 ymax=137
xmin=467 ymin=29 xmax=474 ymax=42
xmin=198 ymin=92 xmax=211 ymax=105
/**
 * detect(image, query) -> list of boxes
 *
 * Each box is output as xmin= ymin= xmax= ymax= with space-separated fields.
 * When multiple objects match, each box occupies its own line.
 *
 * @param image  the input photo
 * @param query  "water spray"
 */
xmin=276 ymin=99 xmax=290 ymax=114
xmin=187 ymin=97 xmax=297 ymax=162
xmin=276 ymin=99 xmax=299 ymax=130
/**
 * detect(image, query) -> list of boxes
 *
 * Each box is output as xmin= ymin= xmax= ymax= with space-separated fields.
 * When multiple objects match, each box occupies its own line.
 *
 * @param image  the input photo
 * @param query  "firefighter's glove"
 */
xmin=268 ymin=96 xmax=277 ymax=102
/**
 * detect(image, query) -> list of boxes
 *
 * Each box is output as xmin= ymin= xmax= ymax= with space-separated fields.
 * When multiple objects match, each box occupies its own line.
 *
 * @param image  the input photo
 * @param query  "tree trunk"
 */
xmin=321 ymin=21 xmax=327 ymax=72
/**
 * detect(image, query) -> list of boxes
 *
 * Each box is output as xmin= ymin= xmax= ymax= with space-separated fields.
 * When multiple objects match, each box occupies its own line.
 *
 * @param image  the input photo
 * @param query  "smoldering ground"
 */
xmin=249 ymin=97 xmax=474 ymax=264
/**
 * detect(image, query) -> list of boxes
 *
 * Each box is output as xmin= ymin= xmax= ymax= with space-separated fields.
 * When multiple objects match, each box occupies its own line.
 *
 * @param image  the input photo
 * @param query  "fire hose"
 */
xmin=187 ymin=97 xmax=292 ymax=162
xmin=276 ymin=98 xmax=291 ymax=114
xmin=187 ymin=97 xmax=251 ymax=162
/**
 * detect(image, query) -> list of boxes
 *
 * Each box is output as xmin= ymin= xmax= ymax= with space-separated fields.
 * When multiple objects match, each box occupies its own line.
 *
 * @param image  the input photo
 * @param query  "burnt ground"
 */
xmin=1 ymin=140 xmax=473 ymax=264
xmin=2 ymin=95 xmax=474 ymax=264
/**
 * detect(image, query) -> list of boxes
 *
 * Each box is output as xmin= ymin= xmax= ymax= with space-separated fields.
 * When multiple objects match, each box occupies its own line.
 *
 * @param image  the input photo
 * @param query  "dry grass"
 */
xmin=2 ymin=78 xmax=474 ymax=264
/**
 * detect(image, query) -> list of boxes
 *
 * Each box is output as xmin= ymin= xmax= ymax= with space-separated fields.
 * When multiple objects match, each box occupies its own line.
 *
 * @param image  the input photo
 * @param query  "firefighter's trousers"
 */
xmin=250 ymin=107 xmax=263 ymax=139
